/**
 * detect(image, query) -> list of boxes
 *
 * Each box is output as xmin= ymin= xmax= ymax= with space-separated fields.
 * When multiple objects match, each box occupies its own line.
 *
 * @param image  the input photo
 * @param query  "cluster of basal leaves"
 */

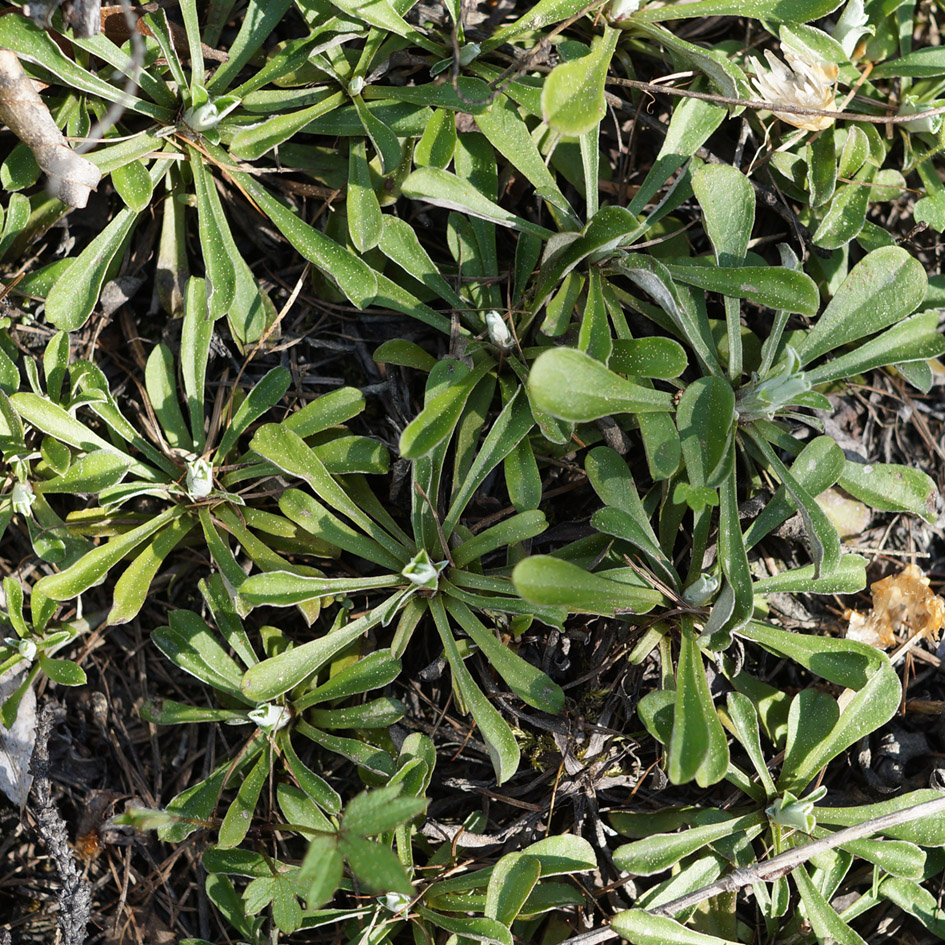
xmin=1 ymin=0 xmax=945 ymax=941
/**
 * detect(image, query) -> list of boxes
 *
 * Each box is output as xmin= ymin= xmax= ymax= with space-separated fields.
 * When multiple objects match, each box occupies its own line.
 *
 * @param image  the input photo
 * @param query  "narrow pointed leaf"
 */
xmin=445 ymin=597 xmax=564 ymax=713
xmin=240 ymin=605 xmax=389 ymax=702
xmin=610 ymin=909 xmax=740 ymax=944
xmin=614 ymin=810 xmax=764 ymax=876
xmin=402 ymin=168 xmax=554 ymax=239
xmin=34 ymin=507 xmax=180 ymax=602
xmin=793 ymin=865 xmax=868 ymax=945
xmin=669 ymin=620 xmax=729 ymax=786
xmin=430 ymin=596 xmax=519 ymax=784
xmin=218 ymin=748 xmax=269 ymax=849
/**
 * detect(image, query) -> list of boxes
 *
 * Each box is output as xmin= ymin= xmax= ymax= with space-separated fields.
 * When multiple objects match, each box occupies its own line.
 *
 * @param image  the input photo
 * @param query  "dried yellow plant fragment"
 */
xmin=845 ymin=563 xmax=945 ymax=648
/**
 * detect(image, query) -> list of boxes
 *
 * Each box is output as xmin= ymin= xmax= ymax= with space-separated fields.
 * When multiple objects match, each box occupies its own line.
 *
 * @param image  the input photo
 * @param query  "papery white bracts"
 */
xmin=749 ymin=45 xmax=839 ymax=132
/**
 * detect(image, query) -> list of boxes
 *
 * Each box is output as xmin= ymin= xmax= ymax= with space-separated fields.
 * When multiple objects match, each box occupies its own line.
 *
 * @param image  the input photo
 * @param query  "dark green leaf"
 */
xmin=414 ymin=107 xmax=456 ymax=168
xmin=230 ymin=91 xmax=345 ymax=160
xmin=341 ymin=834 xmax=414 ymax=894
xmin=778 ymin=658 xmax=900 ymax=793
xmin=633 ymin=0 xmax=844 ymax=22
xmin=747 ymin=429 xmax=842 ymax=579
xmin=743 ymin=435 xmax=845 ymax=550
xmin=442 ymin=386 xmax=534 ymax=535
xmin=309 ymin=696 xmax=405 ymax=729
xmin=152 ymin=609 xmax=248 ymax=701
xmin=751 ymin=555 xmax=866 ymax=595
xmin=109 ymin=516 xmax=194 ymax=625
xmin=37 ymin=655 xmax=86 ymax=686
xmin=294 ymin=650 xmax=401 ymax=712
xmin=872 ymin=47 xmax=945 ymax=79
xmin=485 ymin=853 xmax=540 ymax=926
xmin=818 ymin=790 xmax=945 ymax=846
xmin=33 ymin=452 xmax=134 ymax=495
xmin=614 ymin=810 xmax=763 ymax=876
xmin=347 ymin=137 xmax=383 ymax=252
xmin=34 ymin=507 xmax=179 ymax=602
xmin=664 ymin=261 xmax=818 ymax=315
xmin=378 ymin=216 xmax=464 ymax=308
xmin=609 ymin=338 xmax=688 ymax=379
xmin=343 ymin=784 xmax=426 ymax=836
xmin=541 ymin=28 xmax=619 ymax=135
xmin=840 ymin=460 xmax=939 ymax=524
xmin=798 ymin=247 xmax=927 ymax=365
xmin=282 ymin=387 xmax=366 ymax=437
xmin=430 ymin=596 xmax=520 ymax=784
xmin=793 ymin=865 xmax=867 ymax=945
xmin=209 ymin=142 xmax=378 ymax=307
xmin=218 ymin=747 xmax=270 ymax=849
xmin=451 ymin=511 xmax=547 ymax=569
xmin=669 ymin=620 xmax=729 ymax=786
xmin=240 ymin=607 xmax=390 ymax=701
xmin=402 ymin=167 xmax=554 ymax=239
xmin=528 ymin=347 xmax=674 ymax=422
xmin=805 ymin=311 xmax=945 ymax=386
xmin=610 ymin=908 xmax=738 ymax=944
xmin=513 ymin=555 xmax=662 ymax=615
xmin=445 ymin=597 xmax=564 ymax=713
xmin=475 ymin=93 xmax=576 ymax=221
xmin=145 ymin=344 xmax=192 ymax=452
xmin=677 ymin=376 xmax=735 ymax=488
xmin=213 ymin=366 xmax=291 ymax=464
xmin=400 ymin=359 xmax=492 ymax=460
xmin=300 ymin=836 xmax=343 ymax=908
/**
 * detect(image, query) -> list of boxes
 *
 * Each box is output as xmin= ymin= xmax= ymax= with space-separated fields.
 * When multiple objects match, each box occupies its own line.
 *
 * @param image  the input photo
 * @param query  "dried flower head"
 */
xmin=749 ymin=45 xmax=839 ymax=132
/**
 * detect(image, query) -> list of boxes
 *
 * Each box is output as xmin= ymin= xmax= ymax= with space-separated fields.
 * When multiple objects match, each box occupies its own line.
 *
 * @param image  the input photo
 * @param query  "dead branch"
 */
xmin=23 ymin=1 xmax=101 ymax=39
xmin=650 ymin=791 xmax=945 ymax=917
xmin=556 ymin=791 xmax=945 ymax=945
xmin=30 ymin=702 xmax=93 ymax=945
xmin=76 ymin=0 xmax=143 ymax=151
xmin=0 ymin=48 xmax=101 ymax=208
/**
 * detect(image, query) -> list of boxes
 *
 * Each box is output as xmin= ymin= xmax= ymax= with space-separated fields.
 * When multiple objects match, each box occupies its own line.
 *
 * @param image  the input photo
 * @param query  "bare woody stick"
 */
xmin=0 ymin=48 xmax=101 ymax=208
xmin=557 ymin=791 xmax=945 ymax=945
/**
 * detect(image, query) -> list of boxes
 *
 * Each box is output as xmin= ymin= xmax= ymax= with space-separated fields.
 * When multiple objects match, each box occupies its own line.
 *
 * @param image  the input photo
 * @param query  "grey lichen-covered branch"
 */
xmin=30 ymin=702 xmax=92 ymax=945
xmin=0 ymin=48 xmax=101 ymax=208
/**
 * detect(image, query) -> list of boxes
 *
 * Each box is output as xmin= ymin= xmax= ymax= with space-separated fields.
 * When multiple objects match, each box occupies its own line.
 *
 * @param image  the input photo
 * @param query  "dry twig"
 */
xmin=0 ymin=49 xmax=101 ymax=207
xmin=23 ymin=1 xmax=101 ymax=39
xmin=651 ymin=791 xmax=945 ymax=915
xmin=557 ymin=791 xmax=945 ymax=945
xmin=606 ymin=75 xmax=945 ymax=126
